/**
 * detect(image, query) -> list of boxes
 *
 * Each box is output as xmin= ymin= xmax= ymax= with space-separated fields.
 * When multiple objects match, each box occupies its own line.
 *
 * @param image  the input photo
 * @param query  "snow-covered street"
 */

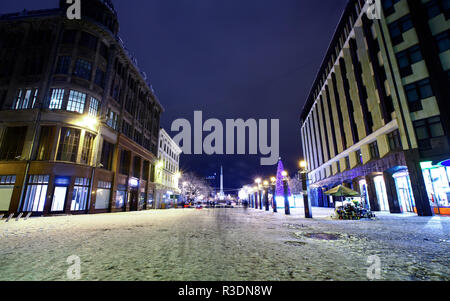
xmin=0 ymin=208 xmax=449 ymax=281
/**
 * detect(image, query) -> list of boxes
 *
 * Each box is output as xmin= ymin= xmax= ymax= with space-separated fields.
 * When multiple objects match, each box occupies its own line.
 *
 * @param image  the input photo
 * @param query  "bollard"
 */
xmin=15 ymin=213 xmax=23 ymax=221
xmin=24 ymin=212 xmax=32 ymax=220
xmin=5 ymin=213 xmax=14 ymax=222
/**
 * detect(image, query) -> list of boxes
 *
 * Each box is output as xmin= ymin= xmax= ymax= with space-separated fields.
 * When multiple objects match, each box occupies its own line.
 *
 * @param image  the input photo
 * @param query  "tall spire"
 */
xmin=219 ymin=166 xmax=225 ymax=200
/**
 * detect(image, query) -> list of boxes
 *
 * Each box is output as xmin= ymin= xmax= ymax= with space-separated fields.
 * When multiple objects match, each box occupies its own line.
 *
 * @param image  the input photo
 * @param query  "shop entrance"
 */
xmin=421 ymin=162 xmax=450 ymax=215
xmin=51 ymin=177 xmax=70 ymax=213
xmin=374 ymin=176 xmax=389 ymax=211
xmin=393 ymin=171 xmax=415 ymax=213
xmin=129 ymin=188 xmax=139 ymax=211
xmin=359 ymin=180 xmax=370 ymax=210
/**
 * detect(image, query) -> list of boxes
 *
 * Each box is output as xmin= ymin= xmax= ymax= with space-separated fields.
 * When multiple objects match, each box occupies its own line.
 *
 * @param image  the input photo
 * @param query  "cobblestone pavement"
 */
xmin=0 ymin=208 xmax=448 ymax=281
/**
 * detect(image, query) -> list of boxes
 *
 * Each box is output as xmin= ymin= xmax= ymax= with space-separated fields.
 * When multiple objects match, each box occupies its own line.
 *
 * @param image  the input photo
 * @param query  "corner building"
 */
xmin=0 ymin=0 xmax=163 ymax=216
xmin=300 ymin=0 xmax=450 ymax=216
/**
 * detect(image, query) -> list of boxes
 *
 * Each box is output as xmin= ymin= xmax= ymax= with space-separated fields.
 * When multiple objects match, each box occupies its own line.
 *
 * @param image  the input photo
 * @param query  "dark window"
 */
xmin=345 ymin=156 xmax=350 ymax=170
xmin=426 ymin=0 xmax=450 ymax=19
xmin=79 ymin=32 xmax=98 ymax=51
xmin=94 ymin=69 xmax=105 ymax=88
xmin=150 ymin=164 xmax=156 ymax=182
xmin=100 ymin=42 xmax=109 ymax=59
xmin=106 ymin=109 xmax=118 ymax=130
xmin=119 ymin=149 xmax=131 ymax=175
xmin=0 ymin=126 xmax=27 ymax=160
xmin=382 ymin=0 xmax=401 ymax=16
xmin=36 ymin=126 xmax=56 ymax=161
xmin=133 ymin=156 xmax=141 ymax=178
xmin=369 ymin=141 xmax=380 ymax=159
xmin=387 ymin=129 xmax=402 ymax=151
xmin=404 ymin=78 xmax=434 ymax=112
xmin=436 ymin=30 xmax=450 ymax=53
xmin=122 ymin=121 xmax=132 ymax=138
xmin=56 ymin=127 xmax=80 ymax=162
xmin=100 ymin=140 xmax=114 ymax=171
xmin=73 ymin=59 xmax=92 ymax=80
xmin=356 ymin=149 xmax=363 ymax=165
xmin=389 ymin=15 xmax=414 ymax=45
xmin=61 ymin=30 xmax=77 ymax=44
xmin=80 ymin=132 xmax=95 ymax=165
xmin=414 ymin=116 xmax=445 ymax=150
xmin=55 ymin=56 xmax=71 ymax=74
xmin=396 ymin=45 xmax=423 ymax=77
xmin=143 ymin=161 xmax=150 ymax=181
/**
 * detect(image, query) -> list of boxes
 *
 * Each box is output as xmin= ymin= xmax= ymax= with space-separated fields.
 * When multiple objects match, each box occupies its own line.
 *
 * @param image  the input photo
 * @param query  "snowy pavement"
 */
xmin=0 ymin=207 xmax=448 ymax=281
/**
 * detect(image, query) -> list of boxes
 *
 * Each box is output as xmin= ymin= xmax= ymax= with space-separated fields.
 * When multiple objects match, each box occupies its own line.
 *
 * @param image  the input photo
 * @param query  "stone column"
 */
xmin=365 ymin=175 xmax=380 ymax=212
xmin=383 ymin=171 xmax=401 ymax=214
xmin=405 ymin=150 xmax=433 ymax=216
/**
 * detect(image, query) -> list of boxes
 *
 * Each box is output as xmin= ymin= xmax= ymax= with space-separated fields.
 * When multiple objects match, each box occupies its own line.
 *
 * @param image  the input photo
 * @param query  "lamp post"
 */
xmin=282 ymin=171 xmax=290 ymax=215
xmin=255 ymin=178 xmax=261 ymax=209
xmin=299 ymin=160 xmax=312 ymax=219
xmin=253 ymin=186 xmax=258 ymax=209
xmin=271 ymin=176 xmax=277 ymax=213
xmin=263 ymin=180 xmax=270 ymax=211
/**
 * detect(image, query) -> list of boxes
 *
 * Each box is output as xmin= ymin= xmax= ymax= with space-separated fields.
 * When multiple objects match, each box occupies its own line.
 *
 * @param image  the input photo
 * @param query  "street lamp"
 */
xmin=299 ymin=160 xmax=312 ymax=219
xmin=263 ymin=180 xmax=270 ymax=211
xmin=270 ymin=176 xmax=277 ymax=213
xmin=282 ymin=170 xmax=290 ymax=215
xmin=254 ymin=178 xmax=261 ymax=209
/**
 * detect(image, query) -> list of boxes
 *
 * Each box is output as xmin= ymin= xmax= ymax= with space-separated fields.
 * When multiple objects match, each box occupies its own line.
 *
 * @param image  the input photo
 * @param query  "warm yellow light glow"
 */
xmin=263 ymin=180 xmax=269 ymax=186
xmin=255 ymin=178 xmax=262 ymax=184
xmin=82 ymin=116 xmax=98 ymax=129
xmin=300 ymin=160 xmax=307 ymax=169
xmin=282 ymin=171 xmax=288 ymax=177
xmin=270 ymin=177 xmax=276 ymax=183
xmin=175 ymin=172 xmax=181 ymax=179
xmin=156 ymin=161 xmax=164 ymax=169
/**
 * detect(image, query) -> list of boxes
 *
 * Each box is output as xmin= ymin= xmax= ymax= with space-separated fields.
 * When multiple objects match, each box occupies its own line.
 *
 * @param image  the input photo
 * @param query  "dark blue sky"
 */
xmin=0 ymin=0 xmax=348 ymax=191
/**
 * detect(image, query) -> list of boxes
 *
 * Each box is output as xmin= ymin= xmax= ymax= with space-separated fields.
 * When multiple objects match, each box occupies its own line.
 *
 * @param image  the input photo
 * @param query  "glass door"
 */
xmin=374 ymin=176 xmax=389 ymax=211
xmin=51 ymin=186 xmax=68 ymax=212
xmin=394 ymin=173 xmax=415 ymax=213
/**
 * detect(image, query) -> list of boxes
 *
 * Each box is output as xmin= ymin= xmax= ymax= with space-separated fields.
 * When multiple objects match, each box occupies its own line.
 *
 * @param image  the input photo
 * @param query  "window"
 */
xmin=13 ymin=88 xmax=38 ymax=110
xmin=100 ymin=43 xmax=109 ymax=59
xmin=0 ymin=126 xmax=27 ymax=161
xmin=88 ymin=97 xmax=99 ymax=117
xmin=95 ymin=181 xmax=111 ymax=210
xmin=79 ymin=32 xmax=98 ymax=51
xmin=49 ymin=88 xmax=64 ymax=109
xmin=55 ymin=56 xmax=71 ymax=74
xmin=61 ymin=29 xmax=77 ymax=44
xmin=71 ymin=178 xmax=90 ymax=211
xmin=143 ymin=161 xmax=150 ymax=181
xmin=345 ymin=156 xmax=350 ymax=170
xmin=396 ymin=45 xmax=423 ymax=77
xmin=426 ymin=0 xmax=450 ymax=19
xmin=122 ymin=121 xmax=132 ymax=138
xmin=436 ymin=30 xmax=450 ymax=53
xmin=115 ymin=189 xmax=126 ymax=209
xmin=67 ymin=90 xmax=86 ymax=114
xmin=106 ymin=109 xmax=118 ymax=130
xmin=22 ymin=175 xmax=50 ymax=212
xmin=36 ymin=126 xmax=56 ymax=161
xmin=0 ymin=175 xmax=16 ymax=211
xmin=80 ymin=132 xmax=95 ymax=164
xmin=57 ymin=127 xmax=80 ymax=162
xmin=94 ymin=69 xmax=105 ymax=88
xmin=389 ymin=15 xmax=413 ymax=45
xmin=369 ymin=141 xmax=380 ymax=159
xmin=404 ymin=78 xmax=434 ymax=112
xmin=73 ymin=59 xmax=92 ymax=80
xmin=100 ymin=140 xmax=114 ymax=170
xmin=119 ymin=149 xmax=131 ymax=175
xmin=387 ymin=129 xmax=402 ymax=151
xmin=133 ymin=156 xmax=141 ymax=178
xmin=382 ymin=0 xmax=400 ymax=16
xmin=414 ymin=116 xmax=445 ymax=150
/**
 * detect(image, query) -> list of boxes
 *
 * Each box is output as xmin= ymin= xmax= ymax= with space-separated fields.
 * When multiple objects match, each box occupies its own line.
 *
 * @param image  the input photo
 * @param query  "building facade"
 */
xmin=300 ymin=0 xmax=450 ymax=216
xmin=0 ymin=0 xmax=163 ymax=216
xmin=154 ymin=128 xmax=181 ymax=209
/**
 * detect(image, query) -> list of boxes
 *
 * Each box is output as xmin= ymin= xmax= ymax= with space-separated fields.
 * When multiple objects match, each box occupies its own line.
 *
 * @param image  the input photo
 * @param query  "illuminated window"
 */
xmin=56 ymin=127 xmax=80 ymax=162
xmin=12 ymin=88 xmax=38 ymax=110
xmin=49 ymin=88 xmax=64 ymax=109
xmin=67 ymin=90 xmax=86 ymax=114
xmin=88 ymin=97 xmax=99 ymax=117
xmin=22 ymin=175 xmax=50 ymax=213
xmin=71 ymin=178 xmax=90 ymax=211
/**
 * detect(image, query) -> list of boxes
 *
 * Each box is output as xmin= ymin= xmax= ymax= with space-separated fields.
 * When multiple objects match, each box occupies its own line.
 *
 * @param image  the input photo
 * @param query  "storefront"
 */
xmin=373 ymin=176 xmax=389 ymax=212
xmin=393 ymin=171 xmax=415 ymax=213
xmin=421 ymin=161 xmax=450 ymax=215
xmin=0 ymin=175 xmax=16 ymax=212
xmin=358 ymin=180 xmax=370 ymax=210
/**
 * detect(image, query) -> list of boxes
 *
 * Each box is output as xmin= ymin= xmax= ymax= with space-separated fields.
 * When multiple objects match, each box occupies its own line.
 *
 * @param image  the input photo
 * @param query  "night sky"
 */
xmin=0 ymin=0 xmax=348 ymax=192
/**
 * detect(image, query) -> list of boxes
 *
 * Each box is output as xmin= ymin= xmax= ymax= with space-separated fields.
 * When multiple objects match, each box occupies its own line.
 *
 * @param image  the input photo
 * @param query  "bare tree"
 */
xmin=179 ymin=172 xmax=213 ymax=202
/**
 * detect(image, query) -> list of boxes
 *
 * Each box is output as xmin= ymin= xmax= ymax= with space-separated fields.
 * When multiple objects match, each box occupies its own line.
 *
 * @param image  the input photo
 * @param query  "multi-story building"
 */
xmin=300 ymin=0 xmax=450 ymax=216
xmin=154 ymin=128 xmax=181 ymax=209
xmin=0 ymin=0 xmax=163 ymax=216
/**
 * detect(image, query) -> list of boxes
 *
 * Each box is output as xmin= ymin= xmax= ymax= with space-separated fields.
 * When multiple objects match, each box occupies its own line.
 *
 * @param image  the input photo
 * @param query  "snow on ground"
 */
xmin=0 ymin=207 xmax=449 ymax=281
